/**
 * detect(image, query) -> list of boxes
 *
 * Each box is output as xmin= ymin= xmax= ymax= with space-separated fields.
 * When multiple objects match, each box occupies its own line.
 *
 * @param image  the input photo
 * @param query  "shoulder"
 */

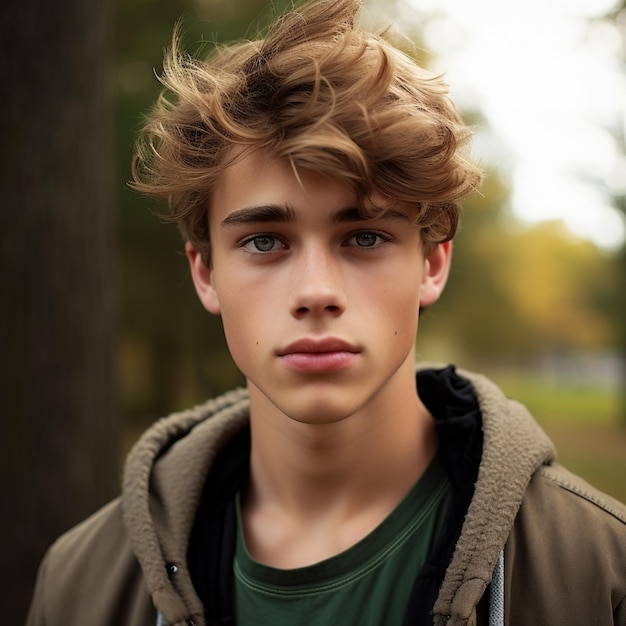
xmin=47 ymin=498 xmax=127 ymax=557
xmin=504 ymin=463 xmax=626 ymax=625
xmin=533 ymin=463 xmax=626 ymax=525
xmin=515 ymin=462 xmax=626 ymax=563
xmin=27 ymin=499 xmax=153 ymax=626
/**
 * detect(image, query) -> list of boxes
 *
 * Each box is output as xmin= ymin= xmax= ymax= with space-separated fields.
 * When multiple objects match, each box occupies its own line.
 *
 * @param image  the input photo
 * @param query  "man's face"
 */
xmin=188 ymin=150 xmax=450 ymax=426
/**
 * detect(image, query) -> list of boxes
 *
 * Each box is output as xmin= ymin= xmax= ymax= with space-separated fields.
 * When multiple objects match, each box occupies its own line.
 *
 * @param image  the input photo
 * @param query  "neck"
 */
xmin=241 ymin=364 xmax=438 ymax=567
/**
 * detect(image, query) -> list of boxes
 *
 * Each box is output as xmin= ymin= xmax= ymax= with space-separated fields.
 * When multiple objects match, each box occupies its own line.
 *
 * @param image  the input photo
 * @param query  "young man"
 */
xmin=28 ymin=0 xmax=626 ymax=624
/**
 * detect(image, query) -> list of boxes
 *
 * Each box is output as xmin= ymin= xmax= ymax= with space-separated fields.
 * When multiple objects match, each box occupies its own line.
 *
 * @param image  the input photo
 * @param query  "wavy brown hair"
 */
xmin=131 ymin=0 xmax=481 ymax=263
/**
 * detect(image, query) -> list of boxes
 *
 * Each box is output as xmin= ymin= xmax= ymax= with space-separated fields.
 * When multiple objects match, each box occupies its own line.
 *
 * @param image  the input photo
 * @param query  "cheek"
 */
xmin=378 ymin=274 xmax=421 ymax=316
xmin=364 ymin=287 xmax=419 ymax=346
xmin=219 ymin=316 xmax=258 ymax=380
xmin=394 ymin=282 xmax=422 ymax=336
xmin=218 ymin=297 xmax=270 ymax=366
xmin=214 ymin=292 xmax=251 ymax=352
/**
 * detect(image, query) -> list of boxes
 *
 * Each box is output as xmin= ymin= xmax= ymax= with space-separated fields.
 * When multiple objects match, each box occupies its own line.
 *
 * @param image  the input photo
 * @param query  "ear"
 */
xmin=419 ymin=241 xmax=452 ymax=308
xmin=185 ymin=243 xmax=221 ymax=315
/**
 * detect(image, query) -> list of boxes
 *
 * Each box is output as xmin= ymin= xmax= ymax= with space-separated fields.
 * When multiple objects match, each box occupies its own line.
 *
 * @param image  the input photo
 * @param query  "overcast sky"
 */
xmin=397 ymin=0 xmax=626 ymax=250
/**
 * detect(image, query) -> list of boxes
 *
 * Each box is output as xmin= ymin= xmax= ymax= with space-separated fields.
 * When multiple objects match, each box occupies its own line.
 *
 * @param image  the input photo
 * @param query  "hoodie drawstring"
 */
xmin=489 ymin=550 xmax=505 ymax=626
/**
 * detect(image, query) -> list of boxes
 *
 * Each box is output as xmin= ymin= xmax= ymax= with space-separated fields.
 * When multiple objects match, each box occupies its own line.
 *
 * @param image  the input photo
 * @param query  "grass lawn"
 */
xmin=489 ymin=373 xmax=626 ymax=504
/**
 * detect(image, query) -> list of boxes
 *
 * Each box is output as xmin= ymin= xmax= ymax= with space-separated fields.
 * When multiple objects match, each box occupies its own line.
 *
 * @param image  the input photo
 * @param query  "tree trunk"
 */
xmin=0 ymin=1 xmax=118 ymax=623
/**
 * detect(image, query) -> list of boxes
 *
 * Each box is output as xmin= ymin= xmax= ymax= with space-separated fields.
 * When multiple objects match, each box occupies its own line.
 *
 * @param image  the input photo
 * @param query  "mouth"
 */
xmin=277 ymin=338 xmax=360 ymax=356
xmin=276 ymin=338 xmax=361 ymax=373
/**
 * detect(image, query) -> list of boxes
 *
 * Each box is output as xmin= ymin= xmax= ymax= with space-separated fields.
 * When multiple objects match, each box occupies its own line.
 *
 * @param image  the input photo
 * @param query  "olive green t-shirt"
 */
xmin=233 ymin=453 xmax=452 ymax=625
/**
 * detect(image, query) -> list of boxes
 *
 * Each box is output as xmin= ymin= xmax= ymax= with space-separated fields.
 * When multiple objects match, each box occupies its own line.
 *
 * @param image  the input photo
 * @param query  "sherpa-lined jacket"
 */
xmin=27 ymin=367 xmax=626 ymax=626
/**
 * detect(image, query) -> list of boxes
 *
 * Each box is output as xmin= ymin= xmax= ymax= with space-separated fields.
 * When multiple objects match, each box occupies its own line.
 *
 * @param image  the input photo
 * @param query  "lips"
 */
xmin=278 ymin=338 xmax=359 ymax=356
xmin=276 ymin=338 xmax=361 ymax=372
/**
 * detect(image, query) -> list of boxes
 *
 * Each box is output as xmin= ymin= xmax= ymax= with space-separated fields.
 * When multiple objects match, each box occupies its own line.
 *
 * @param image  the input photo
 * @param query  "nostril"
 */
xmin=293 ymin=303 xmax=342 ymax=317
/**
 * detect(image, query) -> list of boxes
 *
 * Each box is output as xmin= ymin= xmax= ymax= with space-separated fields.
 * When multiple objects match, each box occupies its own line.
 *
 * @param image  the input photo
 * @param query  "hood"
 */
xmin=122 ymin=387 xmax=249 ymax=625
xmin=120 ymin=368 xmax=555 ymax=626
xmin=431 ymin=368 xmax=555 ymax=625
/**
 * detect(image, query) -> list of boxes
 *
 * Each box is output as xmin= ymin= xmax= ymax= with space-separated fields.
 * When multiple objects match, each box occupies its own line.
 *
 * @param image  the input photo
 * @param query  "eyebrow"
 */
xmin=220 ymin=204 xmax=411 ymax=227
xmin=221 ymin=204 xmax=296 ymax=227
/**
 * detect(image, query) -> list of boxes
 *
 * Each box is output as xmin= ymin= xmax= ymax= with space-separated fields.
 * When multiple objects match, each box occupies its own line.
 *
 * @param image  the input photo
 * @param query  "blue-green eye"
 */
xmin=355 ymin=233 xmax=378 ymax=247
xmin=242 ymin=235 xmax=284 ymax=253
xmin=346 ymin=231 xmax=389 ymax=248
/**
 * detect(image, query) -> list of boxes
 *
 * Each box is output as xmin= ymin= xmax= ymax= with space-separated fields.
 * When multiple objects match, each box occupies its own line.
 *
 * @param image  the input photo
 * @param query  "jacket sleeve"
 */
xmin=24 ymin=499 xmax=155 ymax=626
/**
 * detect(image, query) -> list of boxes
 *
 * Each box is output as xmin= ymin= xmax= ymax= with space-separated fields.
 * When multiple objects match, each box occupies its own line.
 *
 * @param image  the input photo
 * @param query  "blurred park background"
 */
xmin=2 ymin=0 xmax=625 ymax=622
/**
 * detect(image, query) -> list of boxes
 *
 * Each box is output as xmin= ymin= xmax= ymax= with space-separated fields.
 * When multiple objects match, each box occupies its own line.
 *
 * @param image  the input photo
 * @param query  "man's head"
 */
xmin=183 ymin=148 xmax=454 ymax=424
xmin=132 ymin=0 xmax=481 ymax=265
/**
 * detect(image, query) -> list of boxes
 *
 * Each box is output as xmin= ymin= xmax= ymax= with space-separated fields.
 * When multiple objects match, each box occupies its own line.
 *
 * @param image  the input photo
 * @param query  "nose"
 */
xmin=289 ymin=245 xmax=347 ymax=319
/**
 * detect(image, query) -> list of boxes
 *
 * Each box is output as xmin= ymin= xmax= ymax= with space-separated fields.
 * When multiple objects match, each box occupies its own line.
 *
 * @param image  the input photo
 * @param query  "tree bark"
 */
xmin=0 ymin=1 xmax=118 ymax=623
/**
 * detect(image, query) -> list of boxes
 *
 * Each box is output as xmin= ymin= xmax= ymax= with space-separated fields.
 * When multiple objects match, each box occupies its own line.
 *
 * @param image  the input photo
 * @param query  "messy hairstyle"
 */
xmin=131 ymin=0 xmax=481 ymax=263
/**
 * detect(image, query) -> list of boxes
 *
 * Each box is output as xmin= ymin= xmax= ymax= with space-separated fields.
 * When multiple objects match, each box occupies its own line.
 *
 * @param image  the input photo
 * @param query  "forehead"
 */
xmin=209 ymin=149 xmax=359 ymax=222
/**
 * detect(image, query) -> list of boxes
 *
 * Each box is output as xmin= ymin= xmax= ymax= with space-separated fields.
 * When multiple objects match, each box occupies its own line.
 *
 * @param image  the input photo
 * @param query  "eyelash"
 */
xmin=239 ymin=230 xmax=392 ymax=254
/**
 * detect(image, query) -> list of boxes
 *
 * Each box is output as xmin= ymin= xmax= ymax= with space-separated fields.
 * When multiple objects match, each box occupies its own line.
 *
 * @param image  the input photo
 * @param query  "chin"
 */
xmin=289 ymin=413 xmax=355 ymax=426
xmin=279 ymin=400 xmax=362 ymax=426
